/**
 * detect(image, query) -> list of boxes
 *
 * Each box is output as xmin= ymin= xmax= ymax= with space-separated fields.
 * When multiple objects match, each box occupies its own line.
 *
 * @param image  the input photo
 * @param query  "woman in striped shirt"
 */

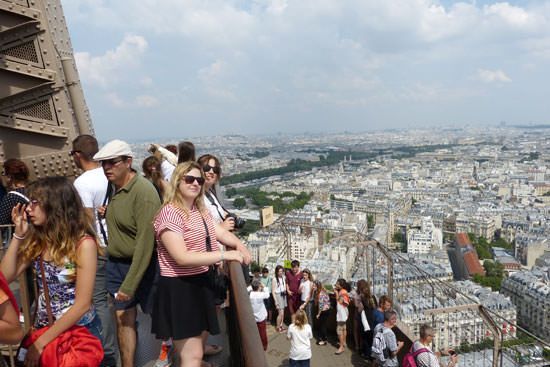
xmin=152 ymin=161 xmax=249 ymax=367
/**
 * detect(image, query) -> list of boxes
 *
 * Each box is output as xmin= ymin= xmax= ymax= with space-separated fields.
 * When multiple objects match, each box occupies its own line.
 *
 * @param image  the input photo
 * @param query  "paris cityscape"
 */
xmin=123 ymin=125 xmax=550 ymax=366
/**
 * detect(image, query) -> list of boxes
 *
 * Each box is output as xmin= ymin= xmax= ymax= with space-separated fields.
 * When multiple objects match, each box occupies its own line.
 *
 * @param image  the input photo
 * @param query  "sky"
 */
xmin=63 ymin=0 xmax=550 ymax=141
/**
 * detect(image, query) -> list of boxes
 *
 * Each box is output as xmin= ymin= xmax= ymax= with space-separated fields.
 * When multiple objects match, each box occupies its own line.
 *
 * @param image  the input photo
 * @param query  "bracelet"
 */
xmin=13 ymin=233 xmax=27 ymax=240
xmin=220 ymin=247 xmax=225 ymax=262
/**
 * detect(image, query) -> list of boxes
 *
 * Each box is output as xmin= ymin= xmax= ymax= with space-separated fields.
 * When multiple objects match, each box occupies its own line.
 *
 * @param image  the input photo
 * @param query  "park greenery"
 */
xmin=221 ymin=144 xmax=458 ymax=185
xmin=226 ymin=187 xmax=312 ymax=214
xmin=472 ymin=260 xmax=505 ymax=291
xmin=467 ymin=233 xmax=513 ymax=260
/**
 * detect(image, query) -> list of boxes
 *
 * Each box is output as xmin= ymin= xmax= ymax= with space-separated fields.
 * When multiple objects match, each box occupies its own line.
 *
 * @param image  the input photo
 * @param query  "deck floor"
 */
xmin=264 ymin=324 xmax=370 ymax=367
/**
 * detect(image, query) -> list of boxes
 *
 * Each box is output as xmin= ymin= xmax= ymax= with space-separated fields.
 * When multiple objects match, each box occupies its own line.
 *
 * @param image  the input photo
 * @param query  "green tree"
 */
xmin=250 ymin=261 xmax=261 ymax=274
xmin=233 ymin=197 xmax=246 ymax=209
xmin=367 ymin=215 xmax=374 ymax=229
xmin=392 ymin=231 xmax=404 ymax=243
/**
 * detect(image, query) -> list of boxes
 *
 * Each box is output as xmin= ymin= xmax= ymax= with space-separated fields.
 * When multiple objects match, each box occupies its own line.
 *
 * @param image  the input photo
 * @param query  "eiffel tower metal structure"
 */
xmin=0 ymin=0 xmax=93 ymax=178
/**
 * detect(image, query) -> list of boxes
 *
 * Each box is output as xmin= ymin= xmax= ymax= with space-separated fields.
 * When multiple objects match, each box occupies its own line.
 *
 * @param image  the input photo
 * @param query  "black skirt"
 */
xmin=151 ymin=273 xmax=220 ymax=340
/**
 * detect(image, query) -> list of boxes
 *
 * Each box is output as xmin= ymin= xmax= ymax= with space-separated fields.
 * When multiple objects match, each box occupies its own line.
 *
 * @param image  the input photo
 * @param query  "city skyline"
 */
xmin=64 ymin=0 xmax=550 ymax=141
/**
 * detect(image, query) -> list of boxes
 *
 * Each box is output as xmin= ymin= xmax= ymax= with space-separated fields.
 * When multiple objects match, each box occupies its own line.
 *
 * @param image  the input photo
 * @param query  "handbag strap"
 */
xmin=38 ymin=257 xmax=55 ymax=326
xmin=200 ymin=216 xmax=212 ymax=252
xmin=98 ymin=183 xmax=113 ymax=246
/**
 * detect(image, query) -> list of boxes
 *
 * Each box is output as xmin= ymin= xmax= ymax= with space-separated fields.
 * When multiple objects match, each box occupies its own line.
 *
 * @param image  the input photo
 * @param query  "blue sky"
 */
xmin=63 ymin=0 xmax=550 ymax=141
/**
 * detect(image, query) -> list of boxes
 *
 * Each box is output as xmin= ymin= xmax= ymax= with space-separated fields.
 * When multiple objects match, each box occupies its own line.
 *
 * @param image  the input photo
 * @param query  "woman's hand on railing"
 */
xmin=236 ymin=243 xmax=252 ymax=265
xmin=226 ymin=250 xmax=245 ymax=264
xmin=11 ymin=203 xmax=28 ymax=239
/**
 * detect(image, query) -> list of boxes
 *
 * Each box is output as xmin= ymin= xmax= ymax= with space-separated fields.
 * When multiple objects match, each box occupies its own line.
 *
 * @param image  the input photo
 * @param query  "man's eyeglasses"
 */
xmin=69 ymin=150 xmax=81 ymax=156
xmin=182 ymin=175 xmax=205 ymax=185
xmin=202 ymin=164 xmax=220 ymax=175
xmin=101 ymin=158 xmax=126 ymax=167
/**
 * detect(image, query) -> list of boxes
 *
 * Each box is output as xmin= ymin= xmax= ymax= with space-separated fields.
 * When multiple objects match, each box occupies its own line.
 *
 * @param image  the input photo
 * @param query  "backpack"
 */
xmin=371 ymin=327 xmax=390 ymax=361
xmin=402 ymin=347 xmax=430 ymax=367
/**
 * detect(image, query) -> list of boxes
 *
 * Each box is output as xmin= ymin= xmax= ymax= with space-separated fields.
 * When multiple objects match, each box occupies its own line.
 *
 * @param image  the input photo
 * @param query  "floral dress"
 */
xmin=318 ymin=289 xmax=330 ymax=312
xmin=34 ymin=256 xmax=95 ymax=328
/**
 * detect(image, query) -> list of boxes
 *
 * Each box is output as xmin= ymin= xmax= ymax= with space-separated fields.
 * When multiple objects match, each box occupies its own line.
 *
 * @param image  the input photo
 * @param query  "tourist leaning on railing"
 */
xmin=151 ymin=161 xmax=248 ymax=367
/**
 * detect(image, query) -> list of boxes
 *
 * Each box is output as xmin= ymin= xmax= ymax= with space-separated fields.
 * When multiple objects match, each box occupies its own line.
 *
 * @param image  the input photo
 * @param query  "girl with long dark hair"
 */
xmin=272 ymin=265 xmax=287 ymax=332
xmin=1 ymin=177 xmax=101 ymax=366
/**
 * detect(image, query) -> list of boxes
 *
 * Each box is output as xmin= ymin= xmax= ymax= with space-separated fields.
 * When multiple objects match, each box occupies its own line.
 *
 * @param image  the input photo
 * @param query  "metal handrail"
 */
xmin=226 ymin=261 xmax=268 ymax=367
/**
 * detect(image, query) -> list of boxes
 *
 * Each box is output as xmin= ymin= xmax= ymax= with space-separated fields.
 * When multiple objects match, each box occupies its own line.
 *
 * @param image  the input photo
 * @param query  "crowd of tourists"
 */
xmin=0 ymin=136 xmax=459 ymax=367
xmin=0 ymin=136 xmax=250 ymax=367
xmin=247 ymin=262 xmax=460 ymax=367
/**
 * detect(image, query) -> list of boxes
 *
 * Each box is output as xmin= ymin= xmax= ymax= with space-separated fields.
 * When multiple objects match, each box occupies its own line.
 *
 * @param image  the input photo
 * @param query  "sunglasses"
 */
xmin=202 ymin=164 xmax=220 ymax=175
xmin=69 ymin=150 xmax=81 ymax=156
xmin=28 ymin=199 xmax=41 ymax=208
xmin=101 ymin=157 xmax=126 ymax=167
xmin=182 ymin=175 xmax=205 ymax=185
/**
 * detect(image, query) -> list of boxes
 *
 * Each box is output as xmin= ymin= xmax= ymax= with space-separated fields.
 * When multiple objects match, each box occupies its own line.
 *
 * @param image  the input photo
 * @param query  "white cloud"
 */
xmin=476 ymin=69 xmax=512 ymax=83
xmin=140 ymin=77 xmax=153 ymax=87
xmin=135 ymin=95 xmax=159 ymax=107
xmin=75 ymin=34 xmax=148 ymax=87
xmin=105 ymin=92 xmax=159 ymax=108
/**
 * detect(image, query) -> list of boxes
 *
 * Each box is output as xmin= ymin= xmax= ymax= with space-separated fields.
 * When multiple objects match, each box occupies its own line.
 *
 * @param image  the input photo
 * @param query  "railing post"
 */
xmin=227 ymin=261 xmax=268 ymax=367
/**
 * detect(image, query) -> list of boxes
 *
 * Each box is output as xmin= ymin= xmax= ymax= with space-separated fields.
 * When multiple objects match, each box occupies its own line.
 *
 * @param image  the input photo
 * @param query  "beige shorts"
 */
xmin=336 ymin=321 xmax=347 ymax=335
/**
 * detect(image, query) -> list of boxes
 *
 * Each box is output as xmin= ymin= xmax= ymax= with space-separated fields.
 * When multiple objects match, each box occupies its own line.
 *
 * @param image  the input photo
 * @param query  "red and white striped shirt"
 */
xmin=154 ymin=204 xmax=220 ymax=277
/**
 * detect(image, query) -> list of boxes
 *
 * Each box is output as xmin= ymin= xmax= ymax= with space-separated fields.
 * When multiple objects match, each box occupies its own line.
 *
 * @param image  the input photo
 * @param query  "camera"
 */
xmin=226 ymin=213 xmax=246 ymax=229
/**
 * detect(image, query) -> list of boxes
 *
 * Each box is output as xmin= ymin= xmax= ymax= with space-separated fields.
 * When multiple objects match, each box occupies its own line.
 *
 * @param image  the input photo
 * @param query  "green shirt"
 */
xmin=106 ymin=173 xmax=161 ymax=296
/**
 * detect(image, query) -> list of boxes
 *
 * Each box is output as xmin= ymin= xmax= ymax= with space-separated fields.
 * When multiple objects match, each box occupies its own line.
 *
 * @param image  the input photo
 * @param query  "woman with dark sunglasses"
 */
xmin=151 ymin=161 xmax=249 ymax=367
xmin=197 ymin=154 xmax=235 ymax=231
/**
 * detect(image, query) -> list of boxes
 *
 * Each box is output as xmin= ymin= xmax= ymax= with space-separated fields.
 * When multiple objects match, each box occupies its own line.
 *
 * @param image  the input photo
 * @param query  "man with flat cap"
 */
xmin=94 ymin=139 xmax=161 ymax=367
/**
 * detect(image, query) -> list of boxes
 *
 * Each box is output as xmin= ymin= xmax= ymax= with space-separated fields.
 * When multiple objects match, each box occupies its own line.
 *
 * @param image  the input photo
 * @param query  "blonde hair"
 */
xmin=293 ymin=309 xmax=308 ymax=330
xmin=18 ymin=177 xmax=97 ymax=267
xmin=163 ymin=161 xmax=207 ymax=216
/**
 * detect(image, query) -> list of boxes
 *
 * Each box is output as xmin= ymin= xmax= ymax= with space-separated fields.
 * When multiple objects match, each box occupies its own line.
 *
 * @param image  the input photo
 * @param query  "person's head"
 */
xmin=335 ymin=278 xmax=348 ymax=291
xmin=293 ymin=309 xmax=308 ymax=329
xmin=164 ymin=161 xmax=206 ymax=214
xmin=142 ymin=156 xmax=162 ymax=179
xmin=378 ymin=295 xmax=393 ymax=311
xmin=71 ymin=134 xmax=99 ymax=168
xmin=383 ymin=310 xmax=398 ymax=327
xmin=261 ymin=267 xmax=269 ymax=278
xmin=356 ymin=279 xmax=368 ymax=294
xmin=251 ymin=279 xmax=262 ymax=292
xmin=314 ymin=280 xmax=325 ymax=294
xmin=419 ymin=324 xmax=435 ymax=343
xmin=93 ymin=140 xmax=134 ymax=187
xmin=290 ymin=260 xmax=300 ymax=274
xmin=275 ymin=265 xmax=284 ymax=278
xmin=302 ymin=268 xmax=312 ymax=281
xmin=2 ymin=159 xmax=29 ymax=187
xmin=177 ymin=141 xmax=195 ymax=163
xmin=359 ymin=280 xmax=374 ymax=307
xmin=165 ymin=144 xmax=178 ymax=156
xmin=197 ymin=154 xmax=221 ymax=189
xmin=21 ymin=176 xmax=94 ymax=266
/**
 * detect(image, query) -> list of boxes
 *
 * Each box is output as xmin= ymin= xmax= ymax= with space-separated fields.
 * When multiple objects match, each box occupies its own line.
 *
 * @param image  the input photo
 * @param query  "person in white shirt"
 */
xmin=298 ymin=269 xmax=314 ymax=327
xmin=287 ymin=309 xmax=313 ymax=367
xmin=412 ymin=324 xmax=458 ymax=367
xmin=71 ymin=134 xmax=117 ymax=367
xmin=272 ymin=265 xmax=288 ymax=333
xmin=248 ymin=279 xmax=270 ymax=351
